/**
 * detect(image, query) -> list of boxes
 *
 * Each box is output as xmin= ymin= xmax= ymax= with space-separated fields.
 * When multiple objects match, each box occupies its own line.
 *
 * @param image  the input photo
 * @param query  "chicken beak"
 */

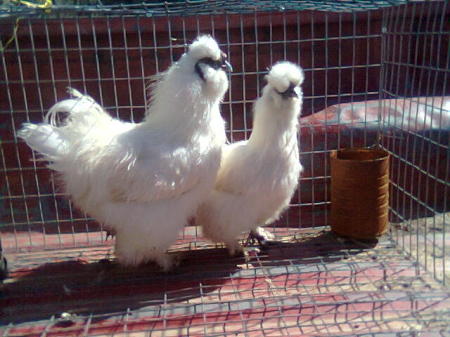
xmin=282 ymin=86 xmax=300 ymax=98
xmin=222 ymin=60 xmax=233 ymax=72
xmin=220 ymin=52 xmax=233 ymax=72
xmin=290 ymin=86 xmax=301 ymax=98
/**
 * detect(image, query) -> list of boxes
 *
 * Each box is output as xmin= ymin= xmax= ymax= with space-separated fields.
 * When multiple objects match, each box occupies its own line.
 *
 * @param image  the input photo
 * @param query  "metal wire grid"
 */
xmin=1 ymin=228 xmax=450 ymax=335
xmin=379 ymin=1 xmax=449 ymax=285
xmin=0 ymin=0 xmax=409 ymax=18
xmin=0 ymin=8 xmax=384 ymax=252
xmin=0 ymin=4 xmax=449 ymax=334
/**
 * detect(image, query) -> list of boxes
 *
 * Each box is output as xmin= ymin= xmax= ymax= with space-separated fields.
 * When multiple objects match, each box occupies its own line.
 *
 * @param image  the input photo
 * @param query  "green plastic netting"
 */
xmin=0 ymin=0 xmax=409 ymax=18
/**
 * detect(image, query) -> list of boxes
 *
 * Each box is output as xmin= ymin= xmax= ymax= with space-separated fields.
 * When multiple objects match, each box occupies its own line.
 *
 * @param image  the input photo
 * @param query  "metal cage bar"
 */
xmin=0 ymin=1 xmax=449 ymax=334
xmin=379 ymin=1 xmax=450 ymax=285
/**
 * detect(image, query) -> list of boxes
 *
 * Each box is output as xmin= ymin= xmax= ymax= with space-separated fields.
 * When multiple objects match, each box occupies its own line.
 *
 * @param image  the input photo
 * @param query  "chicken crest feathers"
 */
xmin=266 ymin=61 xmax=304 ymax=93
xmin=188 ymin=35 xmax=222 ymax=61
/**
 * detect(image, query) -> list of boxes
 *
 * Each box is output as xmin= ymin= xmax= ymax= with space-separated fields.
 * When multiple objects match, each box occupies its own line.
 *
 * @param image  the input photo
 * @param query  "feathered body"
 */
xmin=19 ymin=36 xmax=230 ymax=270
xmin=197 ymin=62 xmax=304 ymax=254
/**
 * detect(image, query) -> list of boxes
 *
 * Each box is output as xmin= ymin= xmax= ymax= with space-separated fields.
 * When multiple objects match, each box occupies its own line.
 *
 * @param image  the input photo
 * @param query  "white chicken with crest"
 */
xmin=197 ymin=61 xmax=304 ymax=255
xmin=18 ymin=35 xmax=232 ymax=270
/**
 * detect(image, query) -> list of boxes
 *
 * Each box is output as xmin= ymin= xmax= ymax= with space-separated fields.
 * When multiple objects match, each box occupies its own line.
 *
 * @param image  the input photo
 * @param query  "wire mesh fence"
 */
xmin=2 ymin=229 xmax=450 ymax=335
xmin=0 ymin=3 xmax=389 ymax=246
xmin=0 ymin=0 xmax=449 ymax=334
xmin=380 ymin=1 xmax=449 ymax=285
xmin=0 ymin=0 xmax=409 ymax=18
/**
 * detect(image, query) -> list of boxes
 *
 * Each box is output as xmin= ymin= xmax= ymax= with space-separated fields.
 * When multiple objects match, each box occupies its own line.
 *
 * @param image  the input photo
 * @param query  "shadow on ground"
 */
xmin=1 ymin=228 xmax=378 ymax=325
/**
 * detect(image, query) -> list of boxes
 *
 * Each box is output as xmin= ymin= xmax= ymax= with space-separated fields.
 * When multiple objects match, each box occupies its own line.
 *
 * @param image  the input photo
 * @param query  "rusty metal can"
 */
xmin=330 ymin=148 xmax=390 ymax=239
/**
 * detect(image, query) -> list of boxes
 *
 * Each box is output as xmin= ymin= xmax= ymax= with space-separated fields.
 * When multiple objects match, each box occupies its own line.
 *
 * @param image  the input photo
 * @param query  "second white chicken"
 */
xmin=197 ymin=61 xmax=304 ymax=255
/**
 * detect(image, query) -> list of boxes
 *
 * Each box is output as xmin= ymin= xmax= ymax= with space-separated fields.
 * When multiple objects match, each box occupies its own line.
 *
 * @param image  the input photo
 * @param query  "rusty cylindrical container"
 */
xmin=330 ymin=148 xmax=390 ymax=239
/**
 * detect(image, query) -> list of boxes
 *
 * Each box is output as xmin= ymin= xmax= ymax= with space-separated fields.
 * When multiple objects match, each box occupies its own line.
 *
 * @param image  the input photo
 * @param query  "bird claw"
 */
xmin=0 ymin=255 xmax=7 ymax=282
xmin=243 ymin=247 xmax=260 ymax=262
xmin=105 ymin=229 xmax=116 ymax=240
xmin=245 ymin=227 xmax=276 ymax=248
xmin=0 ymin=240 xmax=7 ymax=282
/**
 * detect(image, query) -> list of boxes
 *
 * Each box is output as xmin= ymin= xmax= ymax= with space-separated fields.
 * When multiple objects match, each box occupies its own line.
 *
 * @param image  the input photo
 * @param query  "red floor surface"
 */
xmin=1 ymin=227 xmax=450 ymax=336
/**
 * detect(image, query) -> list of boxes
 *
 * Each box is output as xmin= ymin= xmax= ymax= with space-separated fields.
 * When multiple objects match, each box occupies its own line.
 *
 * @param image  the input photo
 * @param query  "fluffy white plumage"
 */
xmin=197 ymin=61 xmax=304 ymax=255
xmin=18 ymin=35 xmax=230 ymax=270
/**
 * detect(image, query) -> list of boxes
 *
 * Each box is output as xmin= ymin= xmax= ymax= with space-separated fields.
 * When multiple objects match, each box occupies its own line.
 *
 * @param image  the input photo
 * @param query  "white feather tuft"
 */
xmin=265 ymin=61 xmax=304 ymax=93
xmin=18 ymin=123 xmax=68 ymax=161
xmin=188 ymin=35 xmax=222 ymax=61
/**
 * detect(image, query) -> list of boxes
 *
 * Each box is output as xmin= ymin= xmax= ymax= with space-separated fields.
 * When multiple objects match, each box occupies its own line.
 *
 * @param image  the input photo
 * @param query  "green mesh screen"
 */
xmin=1 ymin=0 xmax=409 ymax=18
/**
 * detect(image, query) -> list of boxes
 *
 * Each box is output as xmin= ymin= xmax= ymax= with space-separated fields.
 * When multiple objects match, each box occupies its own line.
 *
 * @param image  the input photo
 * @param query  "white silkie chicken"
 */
xmin=197 ymin=61 xmax=304 ymax=255
xmin=18 ymin=35 xmax=232 ymax=270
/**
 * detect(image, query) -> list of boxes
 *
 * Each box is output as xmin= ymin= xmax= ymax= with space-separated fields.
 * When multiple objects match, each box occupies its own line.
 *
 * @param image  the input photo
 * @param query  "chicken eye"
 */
xmin=195 ymin=57 xmax=222 ymax=81
xmin=275 ymin=83 xmax=299 ymax=99
xmin=199 ymin=57 xmax=222 ymax=70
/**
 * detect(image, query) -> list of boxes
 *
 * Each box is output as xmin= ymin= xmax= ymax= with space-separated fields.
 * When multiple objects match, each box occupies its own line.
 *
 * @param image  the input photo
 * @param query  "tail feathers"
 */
xmin=19 ymin=88 xmax=113 ymax=162
xmin=45 ymin=87 xmax=110 ymax=128
xmin=18 ymin=123 xmax=68 ymax=160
